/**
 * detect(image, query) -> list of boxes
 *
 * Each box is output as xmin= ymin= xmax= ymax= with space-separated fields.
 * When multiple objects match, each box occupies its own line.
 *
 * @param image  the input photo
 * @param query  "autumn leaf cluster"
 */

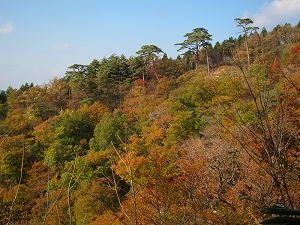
xmin=0 ymin=22 xmax=300 ymax=224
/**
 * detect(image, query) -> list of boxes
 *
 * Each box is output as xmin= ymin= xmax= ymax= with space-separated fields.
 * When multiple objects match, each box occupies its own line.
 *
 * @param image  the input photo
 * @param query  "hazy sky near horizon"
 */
xmin=1 ymin=0 xmax=300 ymax=90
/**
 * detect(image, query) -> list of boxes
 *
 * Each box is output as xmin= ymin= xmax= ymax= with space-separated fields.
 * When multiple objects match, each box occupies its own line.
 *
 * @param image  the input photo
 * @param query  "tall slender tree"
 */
xmin=175 ymin=28 xmax=212 ymax=75
xmin=234 ymin=18 xmax=259 ymax=68
xmin=136 ymin=45 xmax=163 ymax=82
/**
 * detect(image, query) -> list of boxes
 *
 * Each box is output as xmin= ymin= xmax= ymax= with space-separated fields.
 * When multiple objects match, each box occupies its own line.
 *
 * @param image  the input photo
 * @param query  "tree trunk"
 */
xmin=205 ymin=47 xmax=210 ymax=75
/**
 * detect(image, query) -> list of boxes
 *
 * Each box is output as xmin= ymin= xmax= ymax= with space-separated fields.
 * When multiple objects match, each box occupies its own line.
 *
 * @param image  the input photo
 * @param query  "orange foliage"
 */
xmin=78 ymin=101 xmax=110 ymax=126
xmin=118 ymin=95 xmax=146 ymax=122
xmin=79 ymin=138 xmax=87 ymax=146
xmin=132 ymin=78 xmax=146 ymax=88
xmin=32 ymin=116 xmax=57 ymax=148
xmin=291 ymin=43 xmax=300 ymax=55
xmin=112 ymin=150 xmax=145 ymax=183
xmin=287 ymin=43 xmax=300 ymax=65
xmin=268 ymin=58 xmax=281 ymax=82
xmin=91 ymin=210 xmax=122 ymax=225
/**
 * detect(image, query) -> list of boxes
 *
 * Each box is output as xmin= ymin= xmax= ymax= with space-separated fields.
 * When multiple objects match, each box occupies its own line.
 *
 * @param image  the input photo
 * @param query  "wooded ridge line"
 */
xmin=0 ymin=20 xmax=300 ymax=224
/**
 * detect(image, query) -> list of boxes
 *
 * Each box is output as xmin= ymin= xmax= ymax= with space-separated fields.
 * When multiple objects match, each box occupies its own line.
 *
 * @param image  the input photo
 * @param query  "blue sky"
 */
xmin=1 ymin=0 xmax=300 ymax=90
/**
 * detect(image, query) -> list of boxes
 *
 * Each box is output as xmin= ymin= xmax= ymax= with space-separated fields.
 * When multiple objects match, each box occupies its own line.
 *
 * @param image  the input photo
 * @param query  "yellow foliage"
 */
xmin=91 ymin=210 xmax=122 ymax=225
xmin=86 ymin=149 xmax=114 ymax=166
xmin=112 ymin=150 xmax=144 ymax=183
xmin=79 ymin=101 xmax=110 ymax=125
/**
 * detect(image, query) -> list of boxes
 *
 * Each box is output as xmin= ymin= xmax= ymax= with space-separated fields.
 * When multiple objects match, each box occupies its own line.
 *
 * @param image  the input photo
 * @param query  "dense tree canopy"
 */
xmin=0 ymin=20 xmax=300 ymax=224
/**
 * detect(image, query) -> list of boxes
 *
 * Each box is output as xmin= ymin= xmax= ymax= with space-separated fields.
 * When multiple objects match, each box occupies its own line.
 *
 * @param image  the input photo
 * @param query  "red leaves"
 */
xmin=286 ymin=43 xmax=300 ymax=65
xmin=290 ymin=44 xmax=300 ymax=55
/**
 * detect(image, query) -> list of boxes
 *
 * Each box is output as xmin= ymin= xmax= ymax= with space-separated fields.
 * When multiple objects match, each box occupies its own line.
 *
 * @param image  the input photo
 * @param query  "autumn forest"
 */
xmin=1 ymin=19 xmax=300 ymax=224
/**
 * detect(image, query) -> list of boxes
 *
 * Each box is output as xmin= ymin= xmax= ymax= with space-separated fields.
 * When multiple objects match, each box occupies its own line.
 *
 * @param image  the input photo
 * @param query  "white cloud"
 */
xmin=245 ymin=0 xmax=300 ymax=28
xmin=0 ymin=22 xmax=14 ymax=34
xmin=50 ymin=69 xmax=60 ymax=75
xmin=54 ymin=43 xmax=70 ymax=49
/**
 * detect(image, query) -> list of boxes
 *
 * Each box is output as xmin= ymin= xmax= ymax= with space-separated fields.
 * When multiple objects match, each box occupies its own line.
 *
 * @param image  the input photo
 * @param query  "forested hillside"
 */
xmin=1 ymin=20 xmax=300 ymax=224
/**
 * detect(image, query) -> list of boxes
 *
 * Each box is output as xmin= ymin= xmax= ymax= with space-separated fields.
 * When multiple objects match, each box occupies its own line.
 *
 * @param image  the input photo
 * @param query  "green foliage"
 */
xmin=43 ymin=110 xmax=93 ymax=169
xmin=166 ymin=110 xmax=207 ymax=142
xmin=175 ymin=27 xmax=212 ymax=67
xmin=0 ymin=135 xmax=30 ymax=186
xmin=127 ymin=55 xmax=144 ymax=80
xmin=175 ymin=27 xmax=212 ymax=53
xmin=234 ymin=18 xmax=254 ymax=29
xmin=52 ymin=109 xmax=93 ymax=147
xmin=261 ymin=27 xmax=268 ymax=37
xmin=0 ymin=91 xmax=7 ymax=103
xmin=44 ymin=141 xmax=67 ymax=168
xmin=90 ymin=111 xmax=129 ymax=151
xmin=0 ymin=103 xmax=7 ymax=121
xmin=172 ymin=71 xmax=215 ymax=105
xmin=136 ymin=44 xmax=163 ymax=61
xmin=1 ymin=20 xmax=300 ymax=225
xmin=98 ymin=54 xmax=130 ymax=83
xmin=165 ymin=71 xmax=213 ymax=142
xmin=157 ymin=58 xmax=185 ymax=81
xmin=0 ymin=149 xmax=22 ymax=185
xmin=88 ymin=57 xmax=130 ymax=109
xmin=19 ymin=82 xmax=33 ymax=92
xmin=136 ymin=44 xmax=164 ymax=83
xmin=80 ymin=98 xmax=94 ymax=106
xmin=281 ymin=51 xmax=290 ymax=65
